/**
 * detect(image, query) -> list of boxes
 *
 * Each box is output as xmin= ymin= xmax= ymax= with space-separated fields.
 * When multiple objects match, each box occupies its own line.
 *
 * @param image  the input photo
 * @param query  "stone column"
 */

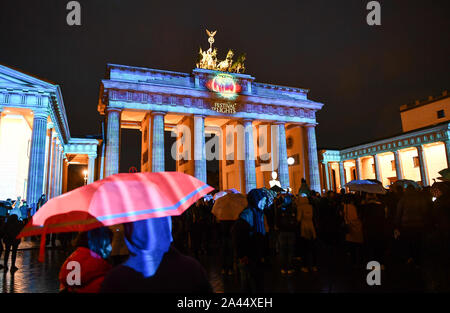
xmin=417 ymin=145 xmax=429 ymax=187
xmin=55 ymin=145 xmax=62 ymax=197
xmin=88 ymin=154 xmax=96 ymax=184
xmin=373 ymin=154 xmax=381 ymax=181
xmin=194 ymin=115 xmax=207 ymax=183
xmin=58 ymin=147 xmax=64 ymax=196
xmin=62 ymin=158 xmax=68 ymax=194
xmin=275 ymin=122 xmax=290 ymax=190
xmin=49 ymin=134 xmax=58 ymax=198
xmin=105 ymin=108 xmax=121 ymax=177
xmin=355 ymin=158 xmax=362 ymax=180
xmin=0 ymin=107 xmax=3 ymax=138
xmin=393 ymin=150 xmax=403 ymax=180
xmin=243 ymin=119 xmax=257 ymax=193
xmin=305 ymin=125 xmax=321 ymax=192
xmin=26 ymin=109 xmax=49 ymax=206
xmin=445 ymin=140 xmax=450 ymax=168
xmin=339 ymin=161 xmax=346 ymax=189
xmin=323 ymin=162 xmax=331 ymax=191
xmin=44 ymin=124 xmax=53 ymax=195
xmin=152 ymin=112 xmax=165 ymax=172
xmin=99 ymin=141 xmax=106 ymax=180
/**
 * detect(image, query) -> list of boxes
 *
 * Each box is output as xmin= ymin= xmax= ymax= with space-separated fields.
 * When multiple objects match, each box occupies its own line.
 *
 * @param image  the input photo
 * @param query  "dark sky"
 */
xmin=1 ymin=0 xmax=449 ymax=151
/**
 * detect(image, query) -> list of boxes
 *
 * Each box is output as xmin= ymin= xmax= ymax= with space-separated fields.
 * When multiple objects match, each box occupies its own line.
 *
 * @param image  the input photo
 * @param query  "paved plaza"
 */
xmin=0 ymin=242 xmax=428 ymax=293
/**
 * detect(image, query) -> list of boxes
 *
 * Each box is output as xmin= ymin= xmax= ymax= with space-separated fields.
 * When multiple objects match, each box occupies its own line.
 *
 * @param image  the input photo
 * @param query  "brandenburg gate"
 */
xmin=97 ymin=31 xmax=324 ymax=194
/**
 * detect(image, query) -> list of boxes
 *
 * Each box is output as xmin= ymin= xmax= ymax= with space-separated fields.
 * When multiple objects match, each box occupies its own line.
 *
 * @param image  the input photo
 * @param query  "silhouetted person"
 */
xmin=232 ymin=189 xmax=267 ymax=293
xmin=3 ymin=214 xmax=24 ymax=273
xmin=275 ymin=194 xmax=297 ymax=274
xmin=395 ymin=186 xmax=432 ymax=267
xmin=361 ymin=193 xmax=387 ymax=268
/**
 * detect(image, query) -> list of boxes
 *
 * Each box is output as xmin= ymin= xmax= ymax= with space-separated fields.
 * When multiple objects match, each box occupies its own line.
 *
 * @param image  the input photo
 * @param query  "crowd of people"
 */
xmin=1 ymin=177 xmax=449 ymax=293
xmin=170 ymin=178 xmax=450 ymax=292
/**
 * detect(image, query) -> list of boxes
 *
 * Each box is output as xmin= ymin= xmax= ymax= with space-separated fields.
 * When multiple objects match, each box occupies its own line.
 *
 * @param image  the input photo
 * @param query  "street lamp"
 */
xmin=287 ymin=157 xmax=295 ymax=166
xmin=83 ymin=169 xmax=88 ymax=185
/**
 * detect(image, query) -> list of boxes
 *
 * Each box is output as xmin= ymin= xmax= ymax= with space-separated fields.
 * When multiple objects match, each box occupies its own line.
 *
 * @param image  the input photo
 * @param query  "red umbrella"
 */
xmin=18 ymin=172 xmax=214 ymax=261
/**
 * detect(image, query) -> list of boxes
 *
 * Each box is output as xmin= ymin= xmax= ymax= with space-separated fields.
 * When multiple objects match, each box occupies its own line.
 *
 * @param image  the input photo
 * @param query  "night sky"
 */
xmin=1 ymin=0 xmax=449 ymax=154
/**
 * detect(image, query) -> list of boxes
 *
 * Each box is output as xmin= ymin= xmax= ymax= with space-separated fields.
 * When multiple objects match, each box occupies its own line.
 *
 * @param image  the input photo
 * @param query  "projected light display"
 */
xmin=206 ymin=73 xmax=241 ymax=100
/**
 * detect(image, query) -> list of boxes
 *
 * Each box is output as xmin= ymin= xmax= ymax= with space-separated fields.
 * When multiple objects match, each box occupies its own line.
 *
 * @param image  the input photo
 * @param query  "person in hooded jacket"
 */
xmin=3 ymin=214 xmax=24 ymax=272
xmin=59 ymin=227 xmax=113 ymax=293
xmin=100 ymin=216 xmax=212 ymax=293
xmin=231 ymin=189 xmax=267 ymax=293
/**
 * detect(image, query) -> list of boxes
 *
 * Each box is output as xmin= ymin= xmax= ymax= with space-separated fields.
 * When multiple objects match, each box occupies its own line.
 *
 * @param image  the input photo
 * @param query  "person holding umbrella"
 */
xmin=17 ymin=172 xmax=215 ymax=292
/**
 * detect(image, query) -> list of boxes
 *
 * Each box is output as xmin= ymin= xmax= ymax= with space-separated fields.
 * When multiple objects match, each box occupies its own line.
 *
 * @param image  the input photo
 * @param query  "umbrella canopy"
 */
xmin=431 ymin=181 xmax=450 ymax=198
xmin=270 ymin=185 xmax=285 ymax=193
xmin=213 ymin=191 xmax=229 ymax=201
xmin=261 ymin=188 xmax=277 ymax=208
xmin=437 ymin=168 xmax=450 ymax=182
xmin=345 ymin=180 xmax=387 ymax=194
xmin=211 ymin=193 xmax=247 ymax=221
xmin=391 ymin=179 xmax=421 ymax=190
xmin=225 ymin=188 xmax=239 ymax=194
xmin=18 ymin=172 xmax=213 ymax=261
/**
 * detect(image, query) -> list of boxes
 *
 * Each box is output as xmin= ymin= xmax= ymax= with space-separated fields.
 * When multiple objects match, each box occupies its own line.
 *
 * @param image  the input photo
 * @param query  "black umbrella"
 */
xmin=270 ymin=185 xmax=284 ymax=193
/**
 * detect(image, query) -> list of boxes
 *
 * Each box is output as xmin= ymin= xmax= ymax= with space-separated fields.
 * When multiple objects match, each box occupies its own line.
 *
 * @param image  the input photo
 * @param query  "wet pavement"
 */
xmin=0 ymin=241 xmax=431 ymax=293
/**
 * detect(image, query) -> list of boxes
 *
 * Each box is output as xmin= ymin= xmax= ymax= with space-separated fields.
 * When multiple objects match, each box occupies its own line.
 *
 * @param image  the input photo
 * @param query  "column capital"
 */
xmin=47 ymin=122 xmax=54 ymax=129
xmin=304 ymin=123 xmax=318 ymax=128
xmin=193 ymin=114 xmax=206 ymax=118
xmin=242 ymin=118 xmax=253 ymax=124
xmin=32 ymin=109 xmax=49 ymax=120
xmin=273 ymin=121 xmax=286 ymax=126
xmin=106 ymin=107 xmax=122 ymax=114
xmin=88 ymin=153 xmax=97 ymax=159
xmin=151 ymin=111 xmax=166 ymax=116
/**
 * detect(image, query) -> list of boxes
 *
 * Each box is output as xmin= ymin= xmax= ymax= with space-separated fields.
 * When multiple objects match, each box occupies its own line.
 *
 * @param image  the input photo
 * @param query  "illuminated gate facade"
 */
xmin=98 ymin=64 xmax=324 ymax=194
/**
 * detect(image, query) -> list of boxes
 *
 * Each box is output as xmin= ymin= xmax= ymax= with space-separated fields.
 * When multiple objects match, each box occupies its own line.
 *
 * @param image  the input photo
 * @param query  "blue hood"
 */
xmin=123 ymin=217 xmax=173 ymax=278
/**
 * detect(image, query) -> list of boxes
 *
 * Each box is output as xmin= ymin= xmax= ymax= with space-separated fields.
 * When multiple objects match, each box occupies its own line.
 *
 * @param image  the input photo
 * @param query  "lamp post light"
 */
xmin=287 ymin=157 xmax=295 ymax=166
xmin=83 ymin=169 xmax=88 ymax=185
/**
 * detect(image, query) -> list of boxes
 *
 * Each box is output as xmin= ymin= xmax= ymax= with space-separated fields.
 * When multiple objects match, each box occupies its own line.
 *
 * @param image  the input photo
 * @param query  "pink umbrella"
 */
xmin=18 ymin=172 xmax=214 ymax=261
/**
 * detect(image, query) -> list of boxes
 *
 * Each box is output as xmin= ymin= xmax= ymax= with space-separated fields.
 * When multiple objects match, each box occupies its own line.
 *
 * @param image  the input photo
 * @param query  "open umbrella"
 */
xmin=18 ymin=171 xmax=214 ymax=261
xmin=345 ymin=180 xmax=387 ymax=194
xmin=437 ymin=168 xmax=450 ymax=182
xmin=211 ymin=193 xmax=247 ymax=221
xmin=225 ymin=188 xmax=239 ymax=194
xmin=213 ymin=191 xmax=229 ymax=201
xmin=270 ymin=185 xmax=285 ymax=193
xmin=261 ymin=188 xmax=277 ymax=208
xmin=391 ymin=179 xmax=421 ymax=190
